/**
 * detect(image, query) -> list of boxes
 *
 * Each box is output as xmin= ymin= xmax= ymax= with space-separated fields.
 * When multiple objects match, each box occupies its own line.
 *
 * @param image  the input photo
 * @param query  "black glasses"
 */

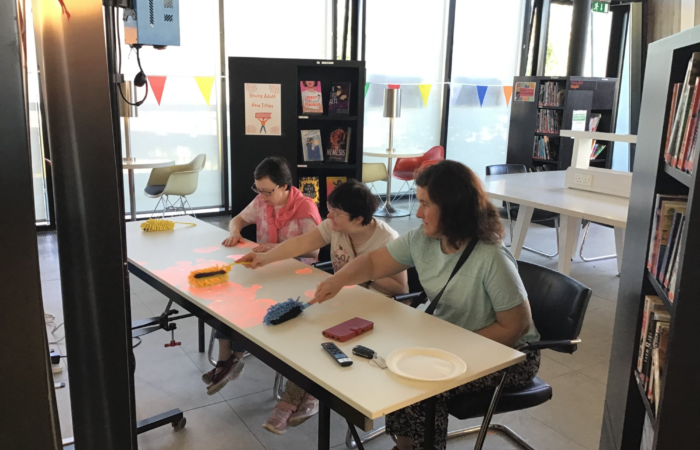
xmin=327 ymin=204 xmax=349 ymax=216
xmin=252 ymin=184 xmax=280 ymax=196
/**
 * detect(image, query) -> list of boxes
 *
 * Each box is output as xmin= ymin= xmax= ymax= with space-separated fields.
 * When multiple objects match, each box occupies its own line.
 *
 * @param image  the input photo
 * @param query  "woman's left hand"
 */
xmin=253 ymin=243 xmax=277 ymax=253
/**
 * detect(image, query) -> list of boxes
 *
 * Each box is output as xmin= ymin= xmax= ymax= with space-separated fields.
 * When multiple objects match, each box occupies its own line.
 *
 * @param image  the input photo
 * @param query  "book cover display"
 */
xmin=301 ymin=130 xmax=324 ymax=162
xmin=326 ymin=176 xmax=347 ymax=196
xmin=329 ymin=82 xmax=351 ymax=115
xmin=299 ymin=177 xmax=320 ymax=204
xmin=244 ymin=83 xmax=282 ymax=136
xmin=300 ymin=81 xmax=323 ymax=114
xmin=326 ymin=127 xmax=351 ymax=163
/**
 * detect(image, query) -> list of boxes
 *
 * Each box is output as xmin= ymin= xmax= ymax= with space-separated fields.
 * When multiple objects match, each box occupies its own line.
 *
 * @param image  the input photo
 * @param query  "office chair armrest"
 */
xmin=312 ymin=261 xmax=334 ymax=274
xmin=516 ymin=338 xmax=582 ymax=352
xmin=393 ymin=292 xmax=423 ymax=302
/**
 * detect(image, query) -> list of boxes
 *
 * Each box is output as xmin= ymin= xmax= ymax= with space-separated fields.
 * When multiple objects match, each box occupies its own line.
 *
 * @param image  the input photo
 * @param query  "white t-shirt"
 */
xmin=317 ymin=219 xmax=399 ymax=274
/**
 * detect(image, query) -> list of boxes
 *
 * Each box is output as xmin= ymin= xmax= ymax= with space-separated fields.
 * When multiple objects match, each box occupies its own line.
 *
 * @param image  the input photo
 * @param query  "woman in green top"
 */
xmin=311 ymin=160 xmax=540 ymax=450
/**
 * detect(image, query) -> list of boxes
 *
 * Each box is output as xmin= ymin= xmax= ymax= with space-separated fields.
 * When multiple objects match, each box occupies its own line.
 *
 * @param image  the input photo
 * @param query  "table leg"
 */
xmin=373 ymin=157 xmax=409 ymax=217
xmin=511 ymin=205 xmax=534 ymax=259
xmin=423 ymin=396 xmax=437 ymax=450
xmin=614 ymin=227 xmax=625 ymax=274
xmin=128 ymin=168 xmax=137 ymax=221
xmin=198 ymin=319 xmax=205 ymax=353
xmin=558 ymin=215 xmax=582 ymax=275
xmin=318 ymin=402 xmax=331 ymax=450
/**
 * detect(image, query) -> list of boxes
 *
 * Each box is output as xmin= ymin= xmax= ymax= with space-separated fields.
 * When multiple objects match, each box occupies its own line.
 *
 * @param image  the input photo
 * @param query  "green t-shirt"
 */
xmin=386 ymin=226 xmax=540 ymax=347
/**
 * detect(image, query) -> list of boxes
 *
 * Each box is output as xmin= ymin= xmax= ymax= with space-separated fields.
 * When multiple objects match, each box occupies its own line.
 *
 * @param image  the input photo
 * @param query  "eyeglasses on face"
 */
xmin=327 ymin=204 xmax=349 ymax=216
xmin=251 ymin=184 xmax=280 ymax=196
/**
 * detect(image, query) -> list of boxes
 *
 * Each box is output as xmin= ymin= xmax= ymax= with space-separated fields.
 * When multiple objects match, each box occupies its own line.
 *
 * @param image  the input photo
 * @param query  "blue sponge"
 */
xmin=263 ymin=297 xmax=311 ymax=325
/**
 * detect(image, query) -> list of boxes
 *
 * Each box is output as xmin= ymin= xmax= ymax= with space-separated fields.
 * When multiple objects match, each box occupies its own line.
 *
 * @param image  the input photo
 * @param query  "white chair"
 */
xmin=145 ymin=154 xmax=206 ymax=218
xmin=362 ymin=162 xmax=388 ymax=198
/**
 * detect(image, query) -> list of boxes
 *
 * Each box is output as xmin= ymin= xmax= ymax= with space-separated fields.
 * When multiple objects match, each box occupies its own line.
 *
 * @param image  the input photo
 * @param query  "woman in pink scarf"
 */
xmin=201 ymin=157 xmax=321 ymax=396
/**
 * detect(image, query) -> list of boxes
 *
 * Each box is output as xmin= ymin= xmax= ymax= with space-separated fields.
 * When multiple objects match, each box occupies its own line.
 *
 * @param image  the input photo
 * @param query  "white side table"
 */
xmin=122 ymin=158 xmax=174 ymax=220
xmin=364 ymin=147 xmax=427 ymax=217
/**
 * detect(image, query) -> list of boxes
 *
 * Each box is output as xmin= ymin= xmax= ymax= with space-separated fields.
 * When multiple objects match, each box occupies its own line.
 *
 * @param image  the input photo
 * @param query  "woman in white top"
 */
xmin=239 ymin=179 xmax=408 ymax=434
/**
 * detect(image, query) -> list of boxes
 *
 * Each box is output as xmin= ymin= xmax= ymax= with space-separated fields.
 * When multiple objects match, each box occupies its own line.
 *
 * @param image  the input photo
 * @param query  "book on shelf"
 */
xmin=591 ymin=143 xmax=606 ymax=159
xmin=326 ymin=127 xmax=351 ymax=163
xmin=678 ymin=76 xmax=700 ymax=170
xmin=664 ymin=83 xmax=682 ymax=155
xmin=300 ymin=81 xmax=323 ymax=114
xmin=637 ymin=295 xmax=664 ymax=383
xmin=538 ymin=81 xmax=565 ymax=107
xmin=326 ymin=176 xmax=347 ymax=196
xmin=640 ymin=415 xmax=654 ymax=450
xmin=641 ymin=309 xmax=670 ymax=394
xmin=299 ymin=176 xmax=320 ymax=204
xmin=646 ymin=194 xmax=687 ymax=276
xmin=664 ymin=215 xmax=684 ymax=288
xmin=665 ymin=53 xmax=700 ymax=169
xmin=651 ymin=200 xmax=687 ymax=278
xmin=658 ymin=211 xmax=683 ymax=283
xmin=328 ymin=82 xmax=351 ymax=115
xmin=301 ymin=130 xmax=324 ymax=162
xmin=589 ymin=113 xmax=602 ymax=131
xmin=537 ymin=110 xmax=561 ymax=133
xmin=648 ymin=319 xmax=670 ymax=415
xmin=530 ymin=165 xmax=555 ymax=172
xmin=532 ymin=136 xmax=557 ymax=161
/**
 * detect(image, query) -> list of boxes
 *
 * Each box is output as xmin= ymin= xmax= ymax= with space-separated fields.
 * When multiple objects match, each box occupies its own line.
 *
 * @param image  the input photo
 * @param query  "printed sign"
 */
xmin=244 ymin=83 xmax=281 ymax=136
xmin=514 ymin=82 xmax=536 ymax=102
xmin=572 ymin=110 xmax=587 ymax=131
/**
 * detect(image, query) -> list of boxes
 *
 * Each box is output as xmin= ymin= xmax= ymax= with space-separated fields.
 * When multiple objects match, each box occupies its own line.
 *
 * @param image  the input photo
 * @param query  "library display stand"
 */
xmin=228 ymin=57 xmax=365 ymax=240
xmin=601 ymin=26 xmax=700 ymax=450
xmin=507 ymin=76 xmax=617 ymax=171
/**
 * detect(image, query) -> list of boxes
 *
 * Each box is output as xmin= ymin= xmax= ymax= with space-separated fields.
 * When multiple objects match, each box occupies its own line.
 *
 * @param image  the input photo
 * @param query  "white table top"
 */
xmin=122 ymin=158 xmax=174 ymax=169
xmin=126 ymin=217 xmax=525 ymax=423
xmin=483 ymin=171 xmax=629 ymax=228
xmin=364 ymin=147 xmax=427 ymax=158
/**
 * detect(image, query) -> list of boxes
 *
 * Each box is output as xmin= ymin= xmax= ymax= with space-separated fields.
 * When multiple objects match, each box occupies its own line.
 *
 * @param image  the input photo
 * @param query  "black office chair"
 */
xmin=444 ymin=260 xmax=591 ymax=450
xmin=486 ymin=164 xmax=560 ymax=258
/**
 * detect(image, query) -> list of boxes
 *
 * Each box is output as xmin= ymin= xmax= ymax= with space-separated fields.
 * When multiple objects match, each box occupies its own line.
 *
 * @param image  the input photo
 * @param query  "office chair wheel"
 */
xmin=172 ymin=417 xmax=186 ymax=432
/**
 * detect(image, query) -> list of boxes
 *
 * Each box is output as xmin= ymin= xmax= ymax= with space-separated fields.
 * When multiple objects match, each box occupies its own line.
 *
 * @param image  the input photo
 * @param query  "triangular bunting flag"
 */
xmin=476 ymin=85 xmax=488 ymax=107
xmin=388 ymin=84 xmax=400 ymax=90
xmin=450 ymin=84 xmax=462 ymax=105
xmin=503 ymin=86 xmax=513 ymax=107
xmin=195 ymin=76 xmax=216 ymax=106
xmin=148 ymin=76 xmax=167 ymax=106
xmin=418 ymin=84 xmax=432 ymax=108
xmin=365 ymin=82 xmax=370 ymax=97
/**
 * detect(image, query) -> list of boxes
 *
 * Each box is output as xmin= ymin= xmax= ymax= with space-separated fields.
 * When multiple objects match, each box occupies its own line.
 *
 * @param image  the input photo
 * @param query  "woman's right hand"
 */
xmin=310 ymin=277 xmax=344 ymax=304
xmin=222 ymin=231 xmax=242 ymax=247
xmin=237 ymin=252 xmax=268 ymax=269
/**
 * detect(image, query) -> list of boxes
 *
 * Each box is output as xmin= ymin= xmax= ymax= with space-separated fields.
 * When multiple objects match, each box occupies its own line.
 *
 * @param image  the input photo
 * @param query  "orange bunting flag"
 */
xmin=418 ymin=84 xmax=432 ymax=108
xmin=148 ymin=76 xmax=167 ymax=106
xmin=195 ymin=76 xmax=216 ymax=106
xmin=503 ymin=86 xmax=513 ymax=107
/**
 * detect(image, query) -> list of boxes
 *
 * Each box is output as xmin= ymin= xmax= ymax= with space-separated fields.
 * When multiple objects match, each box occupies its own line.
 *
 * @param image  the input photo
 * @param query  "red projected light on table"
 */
xmin=193 ymin=246 xmax=220 ymax=254
xmin=295 ymin=268 xmax=313 ymax=275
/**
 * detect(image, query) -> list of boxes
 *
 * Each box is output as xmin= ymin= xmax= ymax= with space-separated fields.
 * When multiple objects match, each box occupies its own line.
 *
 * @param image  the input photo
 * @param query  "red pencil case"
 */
xmin=322 ymin=317 xmax=374 ymax=342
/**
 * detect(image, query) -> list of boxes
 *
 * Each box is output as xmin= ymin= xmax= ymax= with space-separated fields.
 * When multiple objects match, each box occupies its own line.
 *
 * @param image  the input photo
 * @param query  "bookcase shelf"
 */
xmin=634 ymin=371 xmax=657 ymax=428
xmin=508 ymin=76 xmax=617 ymax=172
xmin=663 ymin=162 xmax=693 ymax=188
xmin=602 ymin=27 xmax=700 ymax=450
xmin=645 ymin=270 xmax=675 ymax=317
xmin=229 ymin=57 xmax=365 ymax=238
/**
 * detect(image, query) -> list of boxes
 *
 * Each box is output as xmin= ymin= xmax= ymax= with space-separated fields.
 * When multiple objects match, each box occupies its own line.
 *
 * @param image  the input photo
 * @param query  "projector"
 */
xmin=123 ymin=0 xmax=180 ymax=48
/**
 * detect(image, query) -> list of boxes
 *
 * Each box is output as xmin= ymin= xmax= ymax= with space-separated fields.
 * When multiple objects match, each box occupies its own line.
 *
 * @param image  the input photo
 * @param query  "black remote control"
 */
xmin=321 ymin=342 xmax=353 ymax=367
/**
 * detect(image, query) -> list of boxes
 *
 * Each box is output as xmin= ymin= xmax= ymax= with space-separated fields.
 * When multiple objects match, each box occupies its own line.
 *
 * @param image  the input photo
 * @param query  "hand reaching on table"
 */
xmin=310 ymin=277 xmax=343 ymax=304
xmin=237 ymin=252 xmax=269 ymax=269
xmin=253 ymin=243 xmax=277 ymax=253
xmin=222 ymin=231 xmax=242 ymax=247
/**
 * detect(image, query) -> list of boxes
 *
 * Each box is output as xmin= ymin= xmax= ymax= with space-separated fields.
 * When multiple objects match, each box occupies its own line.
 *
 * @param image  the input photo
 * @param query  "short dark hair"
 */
xmin=327 ymin=179 xmax=378 ymax=226
xmin=254 ymin=156 xmax=293 ymax=191
xmin=416 ymin=160 xmax=504 ymax=248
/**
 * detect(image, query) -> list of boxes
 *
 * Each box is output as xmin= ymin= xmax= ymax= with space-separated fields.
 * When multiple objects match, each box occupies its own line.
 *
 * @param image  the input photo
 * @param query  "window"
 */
xmin=446 ymin=0 xmax=526 ymax=176
xmin=363 ymin=0 xmax=449 ymax=193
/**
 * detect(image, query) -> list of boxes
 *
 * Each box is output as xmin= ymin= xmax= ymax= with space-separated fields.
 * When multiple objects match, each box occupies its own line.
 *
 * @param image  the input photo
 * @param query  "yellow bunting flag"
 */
xmin=419 ymin=84 xmax=432 ymax=108
xmin=195 ymin=76 xmax=216 ymax=106
xmin=503 ymin=85 xmax=513 ymax=107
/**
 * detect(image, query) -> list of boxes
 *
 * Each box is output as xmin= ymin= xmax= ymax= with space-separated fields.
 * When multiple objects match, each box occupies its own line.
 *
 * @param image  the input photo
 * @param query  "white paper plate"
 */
xmin=386 ymin=347 xmax=467 ymax=382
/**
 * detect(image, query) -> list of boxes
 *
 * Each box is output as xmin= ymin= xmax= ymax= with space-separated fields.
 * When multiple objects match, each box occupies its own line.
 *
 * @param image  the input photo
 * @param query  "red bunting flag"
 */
xmin=388 ymin=84 xmax=401 ymax=89
xmin=148 ymin=76 xmax=167 ymax=106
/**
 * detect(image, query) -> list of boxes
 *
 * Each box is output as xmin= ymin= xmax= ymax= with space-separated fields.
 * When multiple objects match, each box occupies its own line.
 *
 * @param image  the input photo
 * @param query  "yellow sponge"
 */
xmin=140 ymin=219 xmax=196 ymax=232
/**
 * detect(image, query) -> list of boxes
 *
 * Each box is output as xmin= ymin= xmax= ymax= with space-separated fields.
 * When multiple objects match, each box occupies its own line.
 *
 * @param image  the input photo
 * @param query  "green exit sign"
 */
xmin=592 ymin=1 xmax=610 ymax=13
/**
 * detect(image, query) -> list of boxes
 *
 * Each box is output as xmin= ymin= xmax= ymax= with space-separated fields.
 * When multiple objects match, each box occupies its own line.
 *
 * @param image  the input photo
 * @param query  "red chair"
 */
xmin=392 ymin=145 xmax=444 ymax=211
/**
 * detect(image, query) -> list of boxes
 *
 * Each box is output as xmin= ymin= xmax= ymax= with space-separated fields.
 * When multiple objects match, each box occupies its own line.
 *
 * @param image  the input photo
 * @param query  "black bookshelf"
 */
xmin=601 ymin=26 xmax=700 ymax=450
xmin=228 ymin=57 xmax=365 ymax=239
xmin=507 ymin=76 xmax=617 ymax=172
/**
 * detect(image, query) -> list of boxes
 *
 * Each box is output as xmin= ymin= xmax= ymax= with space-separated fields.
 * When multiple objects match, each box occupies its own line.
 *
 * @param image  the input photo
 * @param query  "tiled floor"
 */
xmin=42 ymin=203 xmax=619 ymax=450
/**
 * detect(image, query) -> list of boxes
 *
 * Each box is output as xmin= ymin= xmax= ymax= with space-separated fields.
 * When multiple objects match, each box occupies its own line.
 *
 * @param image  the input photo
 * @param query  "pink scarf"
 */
xmin=266 ymin=186 xmax=321 ymax=243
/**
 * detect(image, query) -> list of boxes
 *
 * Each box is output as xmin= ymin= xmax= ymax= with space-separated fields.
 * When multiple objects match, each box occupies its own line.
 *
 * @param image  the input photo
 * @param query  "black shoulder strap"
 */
xmin=424 ymin=237 xmax=479 ymax=316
